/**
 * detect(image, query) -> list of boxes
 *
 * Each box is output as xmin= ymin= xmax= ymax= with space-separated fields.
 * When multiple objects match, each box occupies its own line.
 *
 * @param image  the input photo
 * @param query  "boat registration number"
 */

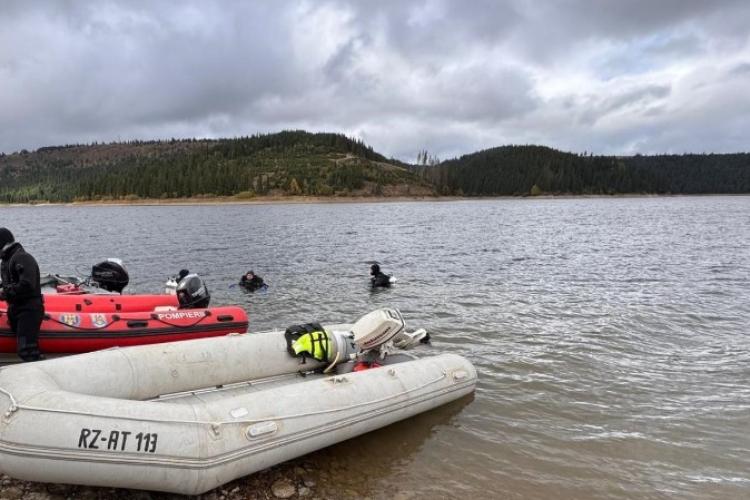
xmin=77 ymin=428 xmax=158 ymax=453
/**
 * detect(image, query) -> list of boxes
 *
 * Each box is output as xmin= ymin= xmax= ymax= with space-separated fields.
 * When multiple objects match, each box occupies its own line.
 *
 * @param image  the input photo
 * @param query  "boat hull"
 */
xmin=0 ymin=331 xmax=476 ymax=494
xmin=0 ymin=306 xmax=248 ymax=354
xmin=0 ymin=294 xmax=180 ymax=313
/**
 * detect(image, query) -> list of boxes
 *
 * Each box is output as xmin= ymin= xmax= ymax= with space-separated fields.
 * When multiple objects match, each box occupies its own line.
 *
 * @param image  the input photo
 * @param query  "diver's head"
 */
xmin=0 ymin=228 xmax=15 ymax=254
xmin=245 ymin=270 xmax=255 ymax=279
xmin=370 ymin=263 xmax=380 ymax=275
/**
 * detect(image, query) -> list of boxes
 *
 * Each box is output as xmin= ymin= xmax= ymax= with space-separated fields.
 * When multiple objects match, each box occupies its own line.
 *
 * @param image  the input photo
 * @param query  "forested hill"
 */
xmin=0 ymin=131 xmax=432 ymax=203
xmin=416 ymin=146 xmax=750 ymax=196
xmin=1 ymin=133 xmax=749 ymax=203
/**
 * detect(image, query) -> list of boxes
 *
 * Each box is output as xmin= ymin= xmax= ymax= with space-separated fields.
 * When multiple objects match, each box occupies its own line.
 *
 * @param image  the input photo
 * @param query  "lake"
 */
xmin=2 ymin=196 xmax=749 ymax=499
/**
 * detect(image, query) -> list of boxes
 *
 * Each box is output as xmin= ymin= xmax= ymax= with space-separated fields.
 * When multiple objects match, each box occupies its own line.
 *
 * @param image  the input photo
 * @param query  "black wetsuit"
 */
xmin=1 ymin=242 xmax=44 ymax=361
xmin=371 ymin=271 xmax=391 ymax=288
xmin=240 ymin=275 xmax=266 ymax=291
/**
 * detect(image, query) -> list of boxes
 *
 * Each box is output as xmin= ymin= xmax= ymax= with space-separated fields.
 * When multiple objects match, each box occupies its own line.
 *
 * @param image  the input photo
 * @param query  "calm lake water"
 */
xmin=2 ymin=196 xmax=750 ymax=499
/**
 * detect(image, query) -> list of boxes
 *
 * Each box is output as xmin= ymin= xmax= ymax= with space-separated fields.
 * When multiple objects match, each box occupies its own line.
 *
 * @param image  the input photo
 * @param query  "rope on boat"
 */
xmin=40 ymin=311 xmax=211 ymax=332
xmin=2 ymin=308 xmax=212 ymax=331
xmin=0 ymin=372 xmax=449 ymax=428
xmin=0 ymin=386 xmax=18 ymax=413
xmin=42 ymin=315 xmax=119 ymax=331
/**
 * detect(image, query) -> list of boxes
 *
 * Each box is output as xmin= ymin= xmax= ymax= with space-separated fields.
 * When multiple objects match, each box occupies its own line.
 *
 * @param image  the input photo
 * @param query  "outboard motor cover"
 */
xmin=176 ymin=273 xmax=211 ymax=309
xmin=352 ymin=308 xmax=405 ymax=351
xmin=91 ymin=258 xmax=129 ymax=293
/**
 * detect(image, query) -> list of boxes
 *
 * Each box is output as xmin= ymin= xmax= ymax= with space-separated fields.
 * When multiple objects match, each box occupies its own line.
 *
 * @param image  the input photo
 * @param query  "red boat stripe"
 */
xmin=0 ymin=321 xmax=248 ymax=339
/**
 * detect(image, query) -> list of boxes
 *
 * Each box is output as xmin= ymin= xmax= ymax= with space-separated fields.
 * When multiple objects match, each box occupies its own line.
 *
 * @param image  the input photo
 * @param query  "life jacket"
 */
xmin=284 ymin=322 xmax=331 ymax=362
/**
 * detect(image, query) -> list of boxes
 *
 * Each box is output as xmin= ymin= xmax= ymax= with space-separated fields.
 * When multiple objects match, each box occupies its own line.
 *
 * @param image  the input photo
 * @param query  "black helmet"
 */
xmin=0 ymin=227 xmax=14 ymax=252
xmin=370 ymin=263 xmax=380 ymax=275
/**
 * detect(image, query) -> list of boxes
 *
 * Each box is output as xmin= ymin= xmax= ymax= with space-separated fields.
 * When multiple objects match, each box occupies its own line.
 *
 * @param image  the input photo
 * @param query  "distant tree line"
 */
xmin=2 ymin=134 xmax=749 ymax=203
xmin=416 ymin=145 xmax=750 ymax=196
xmin=0 ymin=131 xmax=423 ymax=202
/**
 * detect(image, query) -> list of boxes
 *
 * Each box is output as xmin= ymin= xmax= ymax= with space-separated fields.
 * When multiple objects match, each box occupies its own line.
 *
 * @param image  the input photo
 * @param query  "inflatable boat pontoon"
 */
xmin=0 ymin=309 xmax=476 ymax=495
xmin=1 ymin=294 xmax=180 ymax=314
xmin=0 ymin=305 xmax=249 ymax=355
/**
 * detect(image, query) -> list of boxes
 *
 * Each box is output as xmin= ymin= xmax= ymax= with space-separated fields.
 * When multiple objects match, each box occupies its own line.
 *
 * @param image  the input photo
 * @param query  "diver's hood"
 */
xmin=1 ymin=241 xmax=20 ymax=260
xmin=0 ymin=227 xmax=15 ymax=256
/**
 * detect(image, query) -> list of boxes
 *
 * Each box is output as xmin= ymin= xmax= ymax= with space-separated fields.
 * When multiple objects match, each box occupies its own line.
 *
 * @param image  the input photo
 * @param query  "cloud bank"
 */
xmin=1 ymin=0 xmax=749 ymax=160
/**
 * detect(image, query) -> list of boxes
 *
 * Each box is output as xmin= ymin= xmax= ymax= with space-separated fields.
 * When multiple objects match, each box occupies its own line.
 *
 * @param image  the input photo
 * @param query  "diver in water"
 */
xmin=370 ymin=263 xmax=391 ymax=288
xmin=239 ymin=270 xmax=266 ymax=291
xmin=165 ymin=269 xmax=191 ymax=295
xmin=0 ymin=228 xmax=44 ymax=362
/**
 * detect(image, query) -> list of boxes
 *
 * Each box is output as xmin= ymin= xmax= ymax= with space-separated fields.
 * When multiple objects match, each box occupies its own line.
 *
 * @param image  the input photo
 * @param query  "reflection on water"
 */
xmin=3 ymin=196 xmax=750 ymax=499
xmin=306 ymin=395 xmax=475 ymax=499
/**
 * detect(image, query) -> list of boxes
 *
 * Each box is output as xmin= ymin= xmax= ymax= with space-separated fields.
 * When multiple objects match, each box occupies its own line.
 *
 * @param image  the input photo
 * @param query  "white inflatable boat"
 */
xmin=0 ymin=309 xmax=476 ymax=495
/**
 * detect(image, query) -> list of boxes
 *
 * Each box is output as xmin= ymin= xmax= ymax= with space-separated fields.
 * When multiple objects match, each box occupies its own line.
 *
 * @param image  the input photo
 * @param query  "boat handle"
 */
xmin=246 ymin=421 xmax=278 ymax=439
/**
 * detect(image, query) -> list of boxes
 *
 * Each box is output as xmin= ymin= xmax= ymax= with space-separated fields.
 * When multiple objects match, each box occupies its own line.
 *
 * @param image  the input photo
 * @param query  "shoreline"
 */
xmin=1 ymin=192 xmax=747 ymax=208
xmin=5 ymin=195 xmax=453 ymax=208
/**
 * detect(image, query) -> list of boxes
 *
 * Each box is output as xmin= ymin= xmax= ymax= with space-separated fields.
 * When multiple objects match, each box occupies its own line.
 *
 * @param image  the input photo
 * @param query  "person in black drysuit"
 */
xmin=177 ymin=269 xmax=190 ymax=282
xmin=239 ymin=270 xmax=266 ymax=291
xmin=370 ymin=263 xmax=391 ymax=288
xmin=0 ymin=228 xmax=44 ymax=362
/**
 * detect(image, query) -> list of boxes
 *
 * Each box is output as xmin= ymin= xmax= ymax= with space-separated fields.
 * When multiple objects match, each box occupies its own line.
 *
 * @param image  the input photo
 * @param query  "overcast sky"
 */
xmin=1 ymin=1 xmax=749 ymax=161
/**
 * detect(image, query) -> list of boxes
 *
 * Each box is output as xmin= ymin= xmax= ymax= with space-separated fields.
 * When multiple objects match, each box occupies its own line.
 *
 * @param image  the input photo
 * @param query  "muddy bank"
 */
xmin=0 ymin=456 xmax=382 ymax=500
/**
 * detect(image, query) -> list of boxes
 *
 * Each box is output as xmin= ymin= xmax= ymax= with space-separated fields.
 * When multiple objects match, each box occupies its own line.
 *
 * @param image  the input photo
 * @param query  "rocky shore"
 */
xmin=1 ymin=459 xmax=333 ymax=500
xmin=0 ymin=451 xmax=405 ymax=500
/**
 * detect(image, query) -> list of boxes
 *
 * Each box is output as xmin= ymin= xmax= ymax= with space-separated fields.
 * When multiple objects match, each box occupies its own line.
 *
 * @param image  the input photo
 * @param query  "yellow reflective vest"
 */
xmin=291 ymin=330 xmax=331 ymax=361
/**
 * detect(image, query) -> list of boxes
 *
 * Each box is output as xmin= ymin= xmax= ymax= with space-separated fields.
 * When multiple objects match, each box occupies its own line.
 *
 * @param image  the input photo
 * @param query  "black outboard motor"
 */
xmin=176 ymin=273 xmax=211 ymax=309
xmin=91 ymin=258 xmax=129 ymax=293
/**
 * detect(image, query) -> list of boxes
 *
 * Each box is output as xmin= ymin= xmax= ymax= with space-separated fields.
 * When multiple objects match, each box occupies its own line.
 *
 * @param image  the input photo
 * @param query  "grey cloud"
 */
xmin=577 ymin=84 xmax=671 ymax=126
xmin=341 ymin=0 xmax=522 ymax=58
xmin=505 ymin=0 xmax=750 ymax=65
xmin=595 ymin=34 xmax=705 ymax=80
xmin=605 ymin=84 xmax=671 ymax=114
xmin=1 ymin=0 xmax=749 ymax=159
xmin=728 ymin=62 xmax=750 ymax=77
xmin=534 ymin=0 xmax=748 ymax=43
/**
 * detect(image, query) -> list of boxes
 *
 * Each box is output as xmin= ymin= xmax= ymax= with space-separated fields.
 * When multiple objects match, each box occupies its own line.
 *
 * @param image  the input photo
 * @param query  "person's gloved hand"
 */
xmin=0 ymin=287 xmax=6 ymax=301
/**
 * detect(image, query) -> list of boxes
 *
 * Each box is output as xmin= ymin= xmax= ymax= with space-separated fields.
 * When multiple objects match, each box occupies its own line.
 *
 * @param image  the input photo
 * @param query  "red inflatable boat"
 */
xmin=0 ymin=294 xmax=182 ymax=313
xmin=0 ymin=305 xmax=248 ymax=355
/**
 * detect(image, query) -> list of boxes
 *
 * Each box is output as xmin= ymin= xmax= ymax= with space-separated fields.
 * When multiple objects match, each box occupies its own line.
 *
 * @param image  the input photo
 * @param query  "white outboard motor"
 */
xmin=320 ymin=309 xmax=406 ymax=364
xmin=349 ymin=308 xmax=429 ymax=355
xmin=329 ymin=308 xmax=429 ymax=374
xmin=90 ymin=258 xmax=129 ymax=293
xmin=176 ymin=273 xmax=211 ymax=309
xmin=351 ymin=308 xmax=406 ymax=351
xmin=286 ymin=309 xmax=428 ymax=374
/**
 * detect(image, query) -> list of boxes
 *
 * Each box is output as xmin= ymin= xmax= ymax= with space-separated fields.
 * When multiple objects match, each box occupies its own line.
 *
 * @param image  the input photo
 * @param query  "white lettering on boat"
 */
xmin=156 ymin=311 xmax=206 ymax=321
